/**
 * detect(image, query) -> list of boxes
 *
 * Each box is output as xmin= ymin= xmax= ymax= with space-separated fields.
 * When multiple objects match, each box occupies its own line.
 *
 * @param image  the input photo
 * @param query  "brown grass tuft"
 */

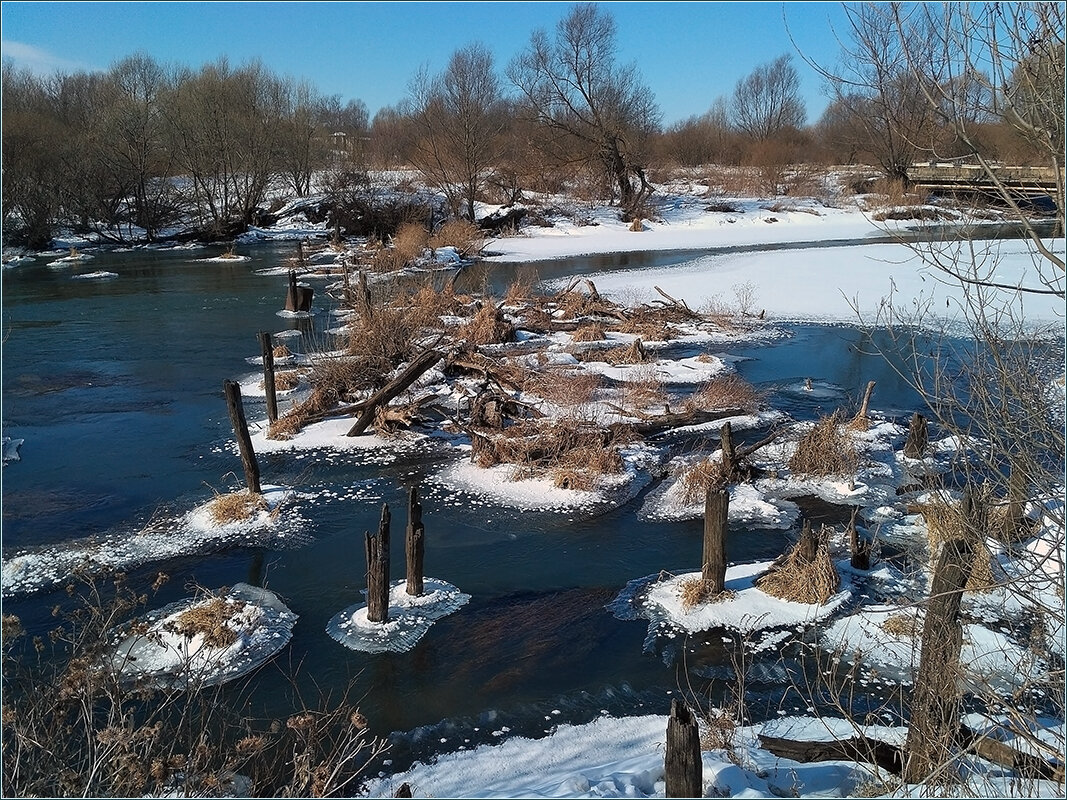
xmin=163 ymin=596 xmax=248 ymax=648
xmin=756 ymin=528 xmax=840 ymax=604
xmin=262 ymin=371 xmax=300 ymax=392
xmin=272 ymin=344 xmax=292 ymax=359
xmin=679 ymin=457 xmax=730 ymax=506
xmin=208 ymin=491 xmax=268 ymax=525
xmin=457 ymin=304 xmax=515 ymax=346
xmin=880 ymin=612 xmax=920 ymax=638
xmin=430 ymin=219 xmax=485 ymax=258
xmin=684 ymin=374 xmax=762 ymax=414
xmin=788 ymin=412 xmax=859 ymax=477
xmin=571 ymin=324 xmax=607 ymax=343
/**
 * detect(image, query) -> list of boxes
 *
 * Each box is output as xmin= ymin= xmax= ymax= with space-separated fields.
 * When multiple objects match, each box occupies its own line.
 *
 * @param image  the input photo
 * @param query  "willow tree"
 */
xmin=508 ymin=3 xmax=660 ymax=220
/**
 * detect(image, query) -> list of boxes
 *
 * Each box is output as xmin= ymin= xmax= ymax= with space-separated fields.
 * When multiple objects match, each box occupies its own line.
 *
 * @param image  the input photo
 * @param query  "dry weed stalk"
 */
xmin=571 ymin=324 xmax=608 ymax=342
xmin=457 ymin=304 xmax=515 ymax=345
xmin=679 ymin=457 xmax=730 ymax=506
xmin=788 ymin=412 xmax=859 ymax=477
xmin=679 ymin=576 xmax=736 ymax=611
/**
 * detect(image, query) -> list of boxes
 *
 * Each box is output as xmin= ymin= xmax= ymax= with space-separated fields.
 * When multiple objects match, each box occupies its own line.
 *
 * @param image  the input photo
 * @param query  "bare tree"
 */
xmin=730 ymin=54 xmax=806 ymax=142
xmin=406 ymin=43 xmax=507 ymax=221
xmin=508 ymin=3 xmax=660 ymax=219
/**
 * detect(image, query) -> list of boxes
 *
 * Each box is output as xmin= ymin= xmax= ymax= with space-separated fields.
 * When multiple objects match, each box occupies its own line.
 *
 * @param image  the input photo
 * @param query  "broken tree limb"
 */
xmin=610 ymin=407 xmax=750 ymax=438
xmin=346 ymin=349 xmax=445 ymax=437
xmin=758 ymin=734 xmax=904 ymax=775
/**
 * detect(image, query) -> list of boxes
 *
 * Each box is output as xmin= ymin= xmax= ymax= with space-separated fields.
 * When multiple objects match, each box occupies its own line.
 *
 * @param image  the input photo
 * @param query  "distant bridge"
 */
xmin=908 ymin=162 xmax=1063 ymax=197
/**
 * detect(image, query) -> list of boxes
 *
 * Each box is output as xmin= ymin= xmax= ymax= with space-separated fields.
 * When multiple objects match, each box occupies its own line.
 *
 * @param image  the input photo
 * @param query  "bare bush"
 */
xmin=683 ymin=374 xmax=762 ymax=413
xmin=788 ymin=411 xmax=859 ymax=477
xmin=430 ymin=219 xmax=486 ymax=257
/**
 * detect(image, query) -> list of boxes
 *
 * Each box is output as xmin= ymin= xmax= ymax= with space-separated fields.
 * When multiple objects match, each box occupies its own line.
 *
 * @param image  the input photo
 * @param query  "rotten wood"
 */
xmin=223 ymin=379 xmax=261 ymax=494
xmin=365 ymin=504 xmax=391 ymax=623
xmin=346 ymin=349 xmax=445 ymax=437
xmin=758 ymin=734 xmax=904 ymax=775
xmin=903 ymin=411 xmax=928 ymax=459
xmin=851 ymin=380 xmax=877 ymax=427
xmin=703 ymin=487 xmax=729 ymax=593
xmin=258 ymin=331 xmax=278 ymax=424
xmin=665 ymin=699 xmax=702 ymax=798
xmin=405 ymin=487 xmax=424 ymax=597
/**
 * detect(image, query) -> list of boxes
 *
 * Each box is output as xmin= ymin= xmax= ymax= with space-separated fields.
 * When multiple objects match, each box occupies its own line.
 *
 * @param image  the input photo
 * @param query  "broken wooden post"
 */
xmin=665 ymin=698 xmax=702 ymax=798
xmin=346 ymin=349 xmax=444 ymax=436
xmin=797 ymin=519 xmax=817 ymax=563
xmin=285 ymin=269 xmax=314 ymax=312
xmin=903 ymin=412 xmax=928 ymax=459
xmin=703 ymin=487 xmax=729 ymax=594
xmin=850 ymin=380 xmax=877 ymax=428
xmin=405 ymin=486 xmax=425 ymax=597
xmin=902 ymin=488 xmax=977 ymax=783
xmin=258 ymin=331 xmax=278 ymax=424
xmin=848 ymin=507 xmax=870 ymax=570
xmin=223 ymin=379 xmax=261 ymax=494
xmin=720 ymin=421 xmax=736 ymax=480
xmin=365 ymin=504 xmax=391 ymax=623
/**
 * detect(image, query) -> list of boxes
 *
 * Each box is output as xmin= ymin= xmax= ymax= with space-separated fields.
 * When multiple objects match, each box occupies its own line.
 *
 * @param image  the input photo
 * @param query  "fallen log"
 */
xmin=346 ymin=349 xmax=445 ymax=437
xmin=610 ymin=407 xmax=750 ymax=438
xmin=758 ymin=733 xmax=904 ymax=775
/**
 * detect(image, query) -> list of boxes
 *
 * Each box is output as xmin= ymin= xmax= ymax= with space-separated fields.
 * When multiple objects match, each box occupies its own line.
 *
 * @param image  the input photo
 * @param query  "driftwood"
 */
xmin=759 ymin=724 xmax=1063 ymax=783
xmin=611 ymin=407 xmax=750 ymax=438
xmin=346 ymin=349 xmax=444 ymax=436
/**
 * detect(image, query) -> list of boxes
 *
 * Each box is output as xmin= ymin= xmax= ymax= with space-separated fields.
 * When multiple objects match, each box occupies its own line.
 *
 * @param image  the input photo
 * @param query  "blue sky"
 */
xmin=0 ymin=2 xmax=851 ymax=125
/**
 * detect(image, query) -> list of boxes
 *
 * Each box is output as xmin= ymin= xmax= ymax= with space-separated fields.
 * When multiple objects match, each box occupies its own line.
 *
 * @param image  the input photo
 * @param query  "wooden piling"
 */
xmin=903 ymin=412 xmax=928 ymax=459
xmin=848 ymin=507 xmax=870 ymax=570
xmin=665 ymin=699 xmax=702 ymax=798
xmin=258 ymin=331 xmax=278 ymax=424
xmin=902 ymin=488 xmax=977 ymax=783
xmin=720 ymin=421 xmax=736 ymax=479
xmin=703 ymin=487 xmax=729 ymax=594
xmin=365 ymin=504 xmax=391 ymax=623
xmin=223 ymin=379 xmax=261 ymax=494
xmin=405 ymin=486 xmax=425 ymax=597
xmin=797 ymin=519 xmax=817 ymax=563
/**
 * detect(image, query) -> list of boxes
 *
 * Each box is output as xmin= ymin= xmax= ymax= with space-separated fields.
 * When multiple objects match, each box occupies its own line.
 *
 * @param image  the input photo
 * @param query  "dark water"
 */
xmin=1 ymin=243 xmax=938 ymax=768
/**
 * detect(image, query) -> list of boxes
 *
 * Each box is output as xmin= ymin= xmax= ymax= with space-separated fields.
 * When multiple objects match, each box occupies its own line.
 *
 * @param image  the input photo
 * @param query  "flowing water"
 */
xmin=2 ymin=242 xmax=944 ymax=769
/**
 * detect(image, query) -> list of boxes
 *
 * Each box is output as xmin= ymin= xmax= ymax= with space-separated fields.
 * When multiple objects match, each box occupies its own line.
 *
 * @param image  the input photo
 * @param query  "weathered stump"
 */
xmin=797 ymin=519 xmax=818 ymax=563
xmin=903 ymin=412 xmax=928 ymax=459
xmin=703 ymin=488 xmax=729 ymax=594
xmin=365 ymin=504 xmax=391 ymax=623
xmin=903 ymin=489 xmax=978 ymax=783
xmin=720 ymin=421 xmax=736 ymax=480
xmin=848 ymin=507 xmax=870 ymax=570
xmin=223 ymin=379 xmax=261 ymax=494
xmin=405 ymin=487 xmax=425 ymax=597
xmin=258 ymin=331 xmax=278 ymax=424
xmin=285 ymin=269 xmax=314 ymax=312
xmin=665 ymin=699 xmax=702 ymax=798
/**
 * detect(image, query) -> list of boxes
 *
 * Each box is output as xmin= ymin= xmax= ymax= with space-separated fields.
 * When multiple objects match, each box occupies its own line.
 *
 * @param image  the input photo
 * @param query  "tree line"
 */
xmin=2 ymin=2 xmax=1061 ymax=249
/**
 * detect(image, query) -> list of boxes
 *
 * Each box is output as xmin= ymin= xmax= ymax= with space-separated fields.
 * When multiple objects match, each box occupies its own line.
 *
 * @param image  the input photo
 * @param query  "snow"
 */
xmin=71 ymin=270 xmax=118 ymax=280
xmin=104 ymin=583 xmax=297 ymax=690
xmin=326 ymin=578 xmax=470 ymax=654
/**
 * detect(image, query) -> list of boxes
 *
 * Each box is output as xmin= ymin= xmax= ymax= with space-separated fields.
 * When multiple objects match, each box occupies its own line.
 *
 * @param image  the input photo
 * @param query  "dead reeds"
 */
xmin=788 ymin=412 xmax=859 ymax=477
xmin=756 ymin=524 xmax=840 ymax=604
xmin=207 ymin=491 xmax=268 ymax=525
xmin=679 ymin=457 xmax=730 ymax=506
xmin=457 ymin=304 xmax=515 ymax=346
xmin=163 ymin=596 xmax=248 ymax=648
xmin=683 ymin=374 xmax=762 ymax=414
xmin=679 ymin=576 xmax=735 ymax=611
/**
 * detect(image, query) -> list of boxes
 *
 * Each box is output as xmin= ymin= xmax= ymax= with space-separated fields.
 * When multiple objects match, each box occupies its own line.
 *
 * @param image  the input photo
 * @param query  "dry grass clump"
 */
xmin=571 ymin=324 xmax=607 ymax=342
xmin=617 ymin=314 xmax=676 ymax=341
xmin=788 ymin=412 xmax=859 ymax=477
xmin=430 ymin=219 xmax=485 ymax=257
xmin=678 ymin=576 xmax=735 ymax=611
xmin=262 ymin=371 xmax=300 ymax=392
xmin=966 ymin=540 xmax=997 ymax=593
xmin=596 ymin=338 xmax=650 ymax=365
xmin=163 ymin=596 xmax=247 ymax=648
xmin=919 ymin=497 xmax=969 ymax=550
xmin=523 ymin=368 xmax=603 ymax=408
xmin=549 ymin=442 xmax=625 ymax=490
xmin=618 ymin=365 xmax=667 ymax=410
xmin=684 ymin=374 xmax=762 ymax=414
xmin=272 ymin=344 xmax=292 ymax=359
xmin=346 ymin=305 xmax=428 ymax=365
xmin=208 ymin=491 xmax=268 ymax=525
xmin=756 ymin=526 xmax=841 ymax=604
xmin=700 ymin=708 xmax=739 ymax=752
xmin=392 ymin=223 xmax=430 ymax=262
xmin=880 ymin=611 xmax=921 ymax=638
xmin=457 ymin=304 xmax=515 ymax=345
xmin=679 ymin=457 xmax=730 ymax=505
xmin=267 ymin=355 xmax=379 ymax=440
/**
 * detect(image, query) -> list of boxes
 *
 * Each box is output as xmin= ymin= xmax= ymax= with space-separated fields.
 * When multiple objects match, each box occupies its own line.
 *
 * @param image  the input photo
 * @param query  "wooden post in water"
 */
xmin=258 ymin=331 xmax=278 ymax=424
xmin=223 ymin=379 xmax=261 ymax=495
xmin=848 ymin=507 xmax=870 ymax=570
xmin=797 ymin=519 xmax=817 ymax=563
xmin=665 ymin=698 xmax=702 ymax=798
xmin=903 ymin=412 xmax=928 ymax=459
xmin=720 ymin=421 xmax=736 ymax=480
xmin=703 ymin=488 xmax=729 ymax=594
xmin=902 ymin=488 xmax=978 ymax=783
xmin=405 ymin=486 xmax=425 ymax=597
xmin=365 ymin=504 xmax=391 ymax=623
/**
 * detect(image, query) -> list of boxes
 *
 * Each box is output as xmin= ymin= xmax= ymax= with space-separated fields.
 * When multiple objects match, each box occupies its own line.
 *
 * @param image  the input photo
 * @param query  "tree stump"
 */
xmin=703 ymin=488 xmax=729 ymax=594
xmin=848 ymin=507 xmax=870 ymax=570
xmin=903 ymin=412 xmax=928 ymax=459
xmin=223 ymin=379 xmax=261 ymax=495
xmin=285 ymin=269 xmax=314 ymax=312
xmin=665 ymin=699 xmax=702 ymax=798
xmin=365 ymin=504 xmax=391 ymax=623
xmin=258 ymin=331 xmax=278 ymax=424
xmin=405 ymin=487 xmax=425 ymax=597
xmin=903 ymin=490 xmax=978 ymax=783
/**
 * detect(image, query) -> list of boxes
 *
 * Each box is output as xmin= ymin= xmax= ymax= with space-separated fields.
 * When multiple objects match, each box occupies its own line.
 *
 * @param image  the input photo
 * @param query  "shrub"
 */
xmin=756 ymin=525 xmax=841 ymax=604
xmin=207 ymin=490 xmax=268 ymax=525
xmin=430 ymin=219 xmax=485 ymax=257
xmin=684 ymin=374 xmax=762 ymax=414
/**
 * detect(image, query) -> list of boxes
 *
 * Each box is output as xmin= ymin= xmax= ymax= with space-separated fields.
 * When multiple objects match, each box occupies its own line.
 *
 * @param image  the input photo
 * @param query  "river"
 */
xmin=1 ymin=242 xmax=940 ymax=772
